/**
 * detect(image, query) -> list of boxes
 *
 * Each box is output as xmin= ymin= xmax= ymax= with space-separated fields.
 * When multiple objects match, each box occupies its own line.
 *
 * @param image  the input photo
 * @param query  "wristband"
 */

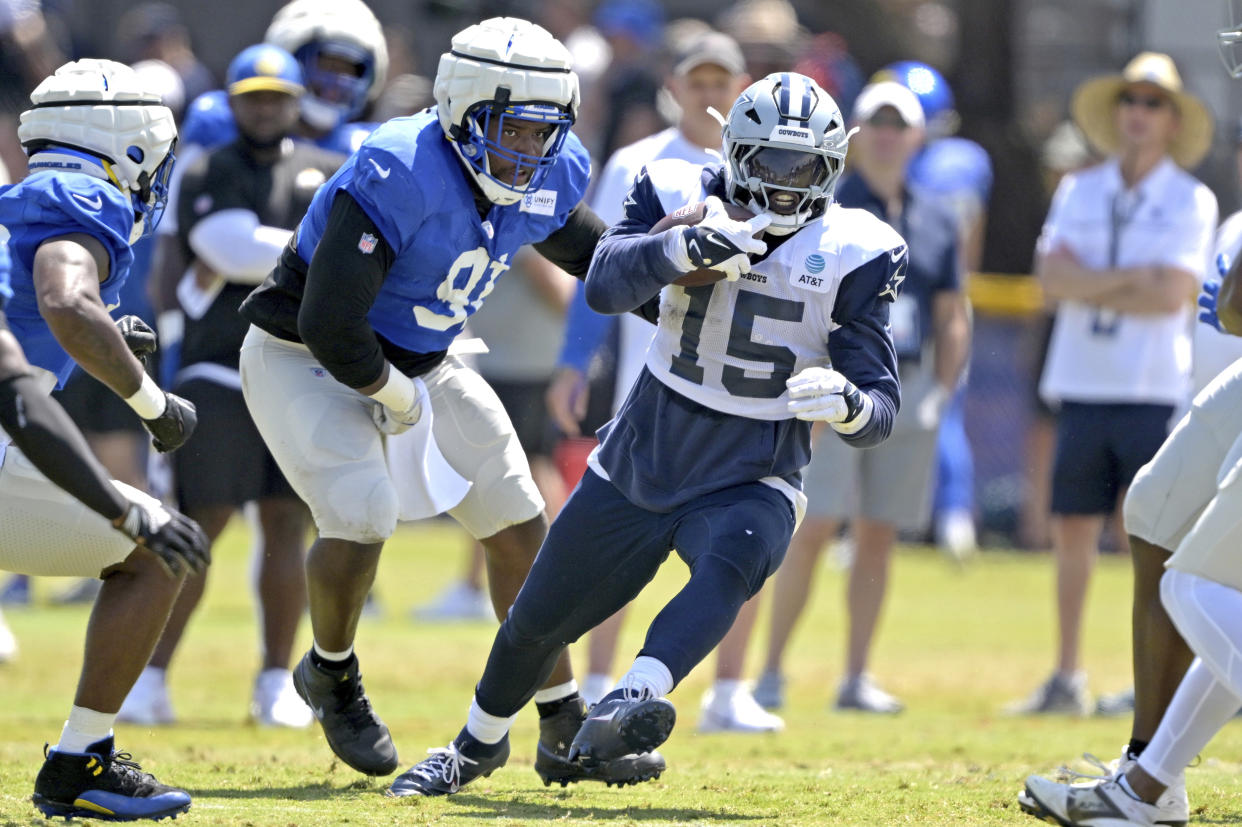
xmin=123 ymin=373 xmax=167 ymax=419
xmin=368 ymin=367 xmax=417 ymax=412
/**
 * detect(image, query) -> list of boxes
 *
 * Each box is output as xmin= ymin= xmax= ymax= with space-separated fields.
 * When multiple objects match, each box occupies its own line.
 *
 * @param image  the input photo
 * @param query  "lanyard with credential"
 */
xmin=1093 ymin=188 xmax=1144 ymax=335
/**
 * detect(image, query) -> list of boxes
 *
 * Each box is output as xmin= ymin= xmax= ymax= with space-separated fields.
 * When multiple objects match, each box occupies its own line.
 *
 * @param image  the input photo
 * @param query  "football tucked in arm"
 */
xmin=649 ymin=200 xmax=759 ymax=286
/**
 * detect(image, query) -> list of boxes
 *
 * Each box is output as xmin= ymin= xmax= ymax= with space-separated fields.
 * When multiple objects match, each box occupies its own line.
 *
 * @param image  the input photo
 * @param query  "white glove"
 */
xmin=786 ymin=366 xmax=873 ymax=434
xmin=664 ymin=196 xmax=771 ymax=281
xmin=372 ymin=398 xmax=422 ymax=435
xmin=916 ymin=383 xmax=951 ymax=430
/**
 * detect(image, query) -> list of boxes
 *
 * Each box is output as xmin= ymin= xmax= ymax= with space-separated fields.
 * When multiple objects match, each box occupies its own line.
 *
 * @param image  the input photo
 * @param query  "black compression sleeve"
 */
xmin=0 ymin=373 xmax=129 ymax=521
xmin=297 ymin=190 xmax=397 ymax=389
xmin=533 ymin=201 xmax=606 ymax=278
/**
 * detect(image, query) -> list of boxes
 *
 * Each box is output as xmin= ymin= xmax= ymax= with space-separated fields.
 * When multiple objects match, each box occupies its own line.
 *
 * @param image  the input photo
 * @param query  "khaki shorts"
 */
xmin=802 ymin=367 xmax=939 ymax=531
xmin=0 ymin=443 xmax=163 ymax=576
xmin=239 ymin=326 xmax=542 ymax=543
xmin=1124 ymin=357 xmax=1242 ymax=552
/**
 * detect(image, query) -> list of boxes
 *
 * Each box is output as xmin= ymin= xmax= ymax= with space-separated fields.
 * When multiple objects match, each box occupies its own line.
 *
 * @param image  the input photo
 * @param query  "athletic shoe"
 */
xmin=117 ymin=668 xmax=175 ymax=726
xmin=250 ymin=668 xmax=313 ymax=729
xmin=1094 ymin=686 xmax=1135 ymax=717
xmin=580 ymin=673 xmax=613 ymax=707
xmin=32 ymin=736 xmax=191 ymax=821
xmin=1020 ymin=776 xmax=1174 ymax=827
xmin=51 ymin=578 xmax=102 ymax=605
xmin=835 ymin=674 xmax=904 ymax=714
xmin=292 ymin=652 xmax=398 ymax=776
xmin=410 ymin=581 xmax=493 ymax=622
xmin=0 ymin=606 xmax=17 ymax=663
xmin=386 ymin=733 xmax=508 ymax=797
xmin=1018 ymin=747 xmax=1188 ymax=826
xmin=1 ymin=574 xmax=30 ymax=606
xmin=935 ymin=508 xmax=977 ymax=563
xmin=534 ymin=696 xmax=665 ymax=787
xmin=698 ymin=685 xmax=785 ymax=733
xmin=568 ymin=691 xmax=676 ymax=767
xmin=1004 ymin=672 xmax=1092 ymax=716
xmin=752 ymin=671 xmax=784 ymax=711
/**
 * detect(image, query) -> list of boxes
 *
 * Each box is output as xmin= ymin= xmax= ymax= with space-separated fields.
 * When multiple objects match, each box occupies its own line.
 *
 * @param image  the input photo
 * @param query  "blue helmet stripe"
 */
xmin=779 ymin=72 xmax=792 ymax=117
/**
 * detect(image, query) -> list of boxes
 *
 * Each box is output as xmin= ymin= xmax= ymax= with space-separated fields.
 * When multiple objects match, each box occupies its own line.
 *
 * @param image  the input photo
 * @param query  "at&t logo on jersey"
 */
xmin=804 ymin=253 xmax=826 ymax=274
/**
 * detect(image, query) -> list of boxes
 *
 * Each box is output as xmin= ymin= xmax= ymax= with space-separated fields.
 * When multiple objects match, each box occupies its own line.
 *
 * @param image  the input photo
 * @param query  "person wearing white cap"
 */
xmin=1008 ymin=52 xmax=1217 ymax=725
xmin=755 ymin=80 xmax=969 ymax=714
xmin=547 ymin=28 xmax=785 ymax=735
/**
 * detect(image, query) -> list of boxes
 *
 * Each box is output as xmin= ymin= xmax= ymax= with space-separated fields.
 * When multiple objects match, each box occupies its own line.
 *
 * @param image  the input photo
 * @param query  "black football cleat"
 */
xmin=386 ymin=732 xmax=509 ymax=797
xmin=292 ymin=651 xmax=398 ymax=776
xmin=535 ymin=696 xmax=665 ymax=787
xmin=568 ymin=692 xmax=676 ymax=768
xmin=32 ymin=736 xmax=191 ymax=822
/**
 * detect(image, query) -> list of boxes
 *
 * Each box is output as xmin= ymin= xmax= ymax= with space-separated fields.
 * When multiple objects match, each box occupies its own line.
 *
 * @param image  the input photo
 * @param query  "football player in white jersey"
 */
xmin=392 ymin=71 xmax=906 ymax=796
xmin=1017 ymin=16 xmax=1242 ymax=827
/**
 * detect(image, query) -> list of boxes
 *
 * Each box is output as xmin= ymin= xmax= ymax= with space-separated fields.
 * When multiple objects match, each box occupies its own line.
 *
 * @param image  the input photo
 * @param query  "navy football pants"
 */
xmin=475 ymin=469 xmax=796 ymax=718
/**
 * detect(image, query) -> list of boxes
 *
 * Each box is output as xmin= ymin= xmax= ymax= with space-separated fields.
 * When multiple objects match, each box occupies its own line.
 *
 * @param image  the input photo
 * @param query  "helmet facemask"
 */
xmin=128 ymin=138 xmax=177 ymax=241
xmin=452 ymin=91 xmax=574 ymax=202
xmin=294 ymin=39 xmax=375 ymax=130
xmin=729 ymin=142 xmax=840 ymax=234
xmin=1220 ymin=0 xmax=1242 ymax=78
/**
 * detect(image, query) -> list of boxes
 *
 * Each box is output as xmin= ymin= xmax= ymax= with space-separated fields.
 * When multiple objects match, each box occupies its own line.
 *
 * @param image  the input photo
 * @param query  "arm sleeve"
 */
xmin=296 ymin=190 xmax=397 ymax=389
xmin=187 ymin=209 xmax=293 ymax=284
xmin=0 ymin=372 xmax=128 ymax=522
xmin=532 ymin=201 xmax=607 ymax=278
xmin=828 ymin=250 xmax=904 ymax=448
xmin=585 ymin=167 xmax=687 ymax=314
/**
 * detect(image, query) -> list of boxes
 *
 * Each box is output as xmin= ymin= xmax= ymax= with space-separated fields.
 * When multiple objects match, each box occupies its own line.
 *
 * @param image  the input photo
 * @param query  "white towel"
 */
xmin=385 ymin=378 xmax=471 ymax=521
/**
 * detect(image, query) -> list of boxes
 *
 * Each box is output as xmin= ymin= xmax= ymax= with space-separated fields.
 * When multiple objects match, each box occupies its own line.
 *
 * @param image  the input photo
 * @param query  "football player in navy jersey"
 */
xmin=397 ymin=71 xmax=906 ymax=796
xmin=238 ymin=17 xmax=661 ymax=789
xmin=0 ymin=59 xmax=209 ymax=821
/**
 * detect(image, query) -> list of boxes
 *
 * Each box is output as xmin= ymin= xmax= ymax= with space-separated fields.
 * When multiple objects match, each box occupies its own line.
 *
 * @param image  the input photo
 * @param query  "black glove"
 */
xmin=112 ymin=503 xmax=211 ymax=577
xmin=116 ymin=315 xmax=157 ymax=365
xmin=141 ymin=392 xmax=197 ymax=453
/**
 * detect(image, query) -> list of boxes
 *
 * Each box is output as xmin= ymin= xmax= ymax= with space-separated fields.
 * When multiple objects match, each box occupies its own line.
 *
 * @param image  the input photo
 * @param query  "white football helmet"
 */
xmin=265 ymin=0 xmax=388 ymax=131
xmin=722 ymin=72 xmax=853 ymax=235
xmin=434 ymin=17 xmax=579 ymax=206
xmin=18 ymin=59 xmax=178 ymax=241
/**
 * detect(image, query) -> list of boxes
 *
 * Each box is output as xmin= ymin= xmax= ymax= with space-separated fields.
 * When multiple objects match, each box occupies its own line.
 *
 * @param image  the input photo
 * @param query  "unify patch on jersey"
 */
xmin=768 ymin=125 xmax=815 ymax=146
xmin=520 ymin=188 xmax=557 ymax=216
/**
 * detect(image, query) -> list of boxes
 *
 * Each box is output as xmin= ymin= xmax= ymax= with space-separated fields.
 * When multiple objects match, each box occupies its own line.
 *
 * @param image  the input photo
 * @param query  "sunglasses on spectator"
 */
xmin=1118 ymin=91 xmax=1169 ymax=109
xmin=866 ymin=112 xmax=910 ymax=130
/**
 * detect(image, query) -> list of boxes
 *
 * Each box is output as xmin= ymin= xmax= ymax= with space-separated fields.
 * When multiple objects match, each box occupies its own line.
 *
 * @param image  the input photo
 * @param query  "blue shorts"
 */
xmin=1051 ymin=401 xmax=1173 ymax=515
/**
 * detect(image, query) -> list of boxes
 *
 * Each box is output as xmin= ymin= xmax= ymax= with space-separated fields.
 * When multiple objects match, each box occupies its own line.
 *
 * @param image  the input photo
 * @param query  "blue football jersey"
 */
xmin=293 ymin=110 xmax=591 ymax=354
xmin=0 ymin=172 xmax=134 ymax=386
xmin=908 ymin=137 xmax=993 ymax=206
xmin=0 ymin=234 xmax=10 ymax=309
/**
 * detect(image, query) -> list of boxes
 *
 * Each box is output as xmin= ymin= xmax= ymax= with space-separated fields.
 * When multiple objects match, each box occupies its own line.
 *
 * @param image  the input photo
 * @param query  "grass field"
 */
xmin=2 ymin=519 xmax=1240 ymax=826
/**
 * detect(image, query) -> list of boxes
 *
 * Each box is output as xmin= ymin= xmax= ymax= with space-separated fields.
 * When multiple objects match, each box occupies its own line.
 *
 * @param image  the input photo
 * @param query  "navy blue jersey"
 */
xmin=584 ymin=159 xmax=903 ymax=513
xmin=0 ymin=171 xmax=134 ymax=386
xmin=290 ymin=110 xmax=591 ymax=354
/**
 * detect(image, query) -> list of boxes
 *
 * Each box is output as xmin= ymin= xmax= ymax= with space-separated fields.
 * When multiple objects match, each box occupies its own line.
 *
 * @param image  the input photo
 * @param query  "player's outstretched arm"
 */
xmin=33 ymin=234 xmax=198 ymax=452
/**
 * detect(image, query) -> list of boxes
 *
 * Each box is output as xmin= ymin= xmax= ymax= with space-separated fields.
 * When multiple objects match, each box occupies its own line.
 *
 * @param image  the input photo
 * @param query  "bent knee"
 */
xmin=314 ymin=476 xmax=399 ymax=544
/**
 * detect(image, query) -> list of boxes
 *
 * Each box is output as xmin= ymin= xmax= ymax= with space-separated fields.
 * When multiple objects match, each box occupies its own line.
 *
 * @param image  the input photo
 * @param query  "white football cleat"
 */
xmin=411 ymin=581 xmax=493 ymax=622
xmin=1019 ymin=747 xmax=1187 ymax=827
xmin=0 ymin=607 xmax=17 ymax=663
xmin=251 ymin=668 xmax=313 ymax=728
xmin=117 ymin=666 xmax=175 ymax=725
xmin=698 ymin=685 xmax=785 ymax=733
xmin=1020 ymin=776 xmax=1177 ymax=827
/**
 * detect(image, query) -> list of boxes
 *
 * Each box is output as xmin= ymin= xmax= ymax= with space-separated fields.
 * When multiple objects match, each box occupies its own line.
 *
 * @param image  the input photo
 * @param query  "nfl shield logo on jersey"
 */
xmin=358 ymin=232 xmax=378 ymax=255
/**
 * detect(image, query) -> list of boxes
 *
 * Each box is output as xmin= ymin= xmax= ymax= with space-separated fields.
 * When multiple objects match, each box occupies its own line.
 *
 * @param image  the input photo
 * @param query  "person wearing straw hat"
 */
xmin=1007 ymin=52 xmax=1218 ymax=720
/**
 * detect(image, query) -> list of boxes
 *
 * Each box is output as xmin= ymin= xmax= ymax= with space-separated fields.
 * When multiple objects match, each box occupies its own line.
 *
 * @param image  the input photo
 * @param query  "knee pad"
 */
xmin=316 ymin=473 xmax=399 ymax=544
xmin=1123 ymin=461 xmax=1163 ymax=544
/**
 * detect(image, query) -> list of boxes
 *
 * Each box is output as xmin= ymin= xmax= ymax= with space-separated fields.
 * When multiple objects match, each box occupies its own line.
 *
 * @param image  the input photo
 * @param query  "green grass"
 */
xmin=2 ymin=520 xmax=1241 ymax=825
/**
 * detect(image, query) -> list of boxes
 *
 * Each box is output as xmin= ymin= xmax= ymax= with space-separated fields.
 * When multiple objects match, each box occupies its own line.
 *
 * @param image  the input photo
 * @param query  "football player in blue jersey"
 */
xmin=0 ymin=59 xmax=210 ymax=821
xmin=396 ymin=71 xmax=906 ymax=796
xmin=237 ymin=17 xmax=662 ymax=789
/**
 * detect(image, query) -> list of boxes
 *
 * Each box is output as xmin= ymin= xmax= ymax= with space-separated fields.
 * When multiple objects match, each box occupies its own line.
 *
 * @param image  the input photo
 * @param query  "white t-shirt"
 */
xmin=1039 ymin=157 xmax=1217 ymax=406
xmin=588 ymin=127 xmax=722 ymax=410
xmin=1192 ymin=210 xmax=1242 ymax=394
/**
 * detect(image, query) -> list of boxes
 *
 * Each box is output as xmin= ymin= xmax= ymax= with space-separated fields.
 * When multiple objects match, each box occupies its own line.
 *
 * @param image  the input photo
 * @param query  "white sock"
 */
xmin=712 ymin=679 xmax=743 ymax=698
xmin=532 ymin=680 xmax=578 ymax=704
xmin=1137 ymin=657 xmax=1240 ymax=787
xmin=55 ymin=706 xmax=115 ymax=753
xmin=616 ymin=656 xmax=674 ymax=700
xmin=465 ymin=696 xmax=516 ymax=745
xmin=135 ymin=665 xmax=165 ymax=685
xmin=313 ymin=641 xmax=354 ymax=664
xmin=581 ymin=673 xmax=612 ymax=706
